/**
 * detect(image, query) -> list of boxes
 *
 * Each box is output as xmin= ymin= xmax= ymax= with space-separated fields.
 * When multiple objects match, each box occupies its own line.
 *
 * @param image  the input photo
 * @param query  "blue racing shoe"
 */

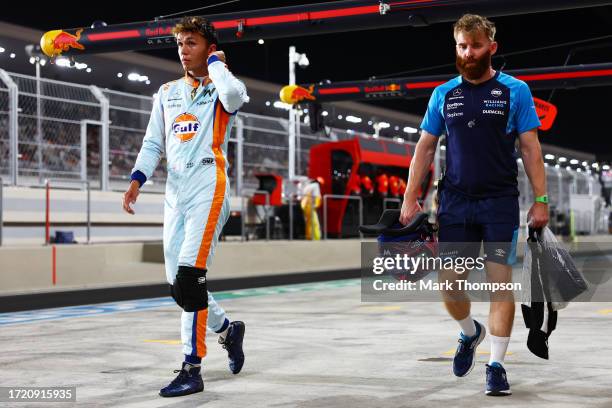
xmin=453 ymin=320 xmax=486 ymax=377
xmin=486 ymin=362 xmax=512 ymax=396
xmin=220 ymin=321 xmax=245 ymax=374
xmin=159 ymin=362 xmax=203 ymax=398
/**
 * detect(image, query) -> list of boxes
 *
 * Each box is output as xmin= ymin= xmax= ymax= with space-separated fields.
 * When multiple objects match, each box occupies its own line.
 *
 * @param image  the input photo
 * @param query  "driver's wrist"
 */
xmin=404 ymin=192 xmax=418 ymax=202
xmin=130 ymin=170 xmax=146 ymax=188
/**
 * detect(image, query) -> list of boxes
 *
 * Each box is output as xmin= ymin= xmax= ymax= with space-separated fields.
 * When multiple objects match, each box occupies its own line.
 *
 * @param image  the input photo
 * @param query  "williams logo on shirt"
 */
xmin=172 ymin=113 xmax=201 ymax=143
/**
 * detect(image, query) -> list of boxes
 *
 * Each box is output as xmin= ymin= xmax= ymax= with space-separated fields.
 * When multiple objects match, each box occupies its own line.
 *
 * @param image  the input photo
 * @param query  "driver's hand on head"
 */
xmin=209 ymin=50 xmax=226 ymax=63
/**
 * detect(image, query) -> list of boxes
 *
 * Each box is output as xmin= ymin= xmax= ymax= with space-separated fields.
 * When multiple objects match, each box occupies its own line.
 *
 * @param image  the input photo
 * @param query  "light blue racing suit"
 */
xmin=130 ymin=54 xmax=249 ymax=359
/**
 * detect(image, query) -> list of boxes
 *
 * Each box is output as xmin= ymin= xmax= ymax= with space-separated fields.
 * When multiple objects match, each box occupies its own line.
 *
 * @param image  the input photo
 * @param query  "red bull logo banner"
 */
xmin=279 ymin=84 xmax=316 ymax=105
xmin=40 ymin=29 xmax=85 ymax=58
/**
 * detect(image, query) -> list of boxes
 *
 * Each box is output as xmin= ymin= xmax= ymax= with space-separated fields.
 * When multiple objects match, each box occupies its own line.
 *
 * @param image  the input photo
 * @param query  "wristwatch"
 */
xmin=535 ymin=195 xmax=549 ymax=204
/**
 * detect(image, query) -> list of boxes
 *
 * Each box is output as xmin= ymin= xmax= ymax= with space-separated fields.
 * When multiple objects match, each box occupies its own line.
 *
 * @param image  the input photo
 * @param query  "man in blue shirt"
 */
xmin=400 ymin=14 xmax=548 ymax=396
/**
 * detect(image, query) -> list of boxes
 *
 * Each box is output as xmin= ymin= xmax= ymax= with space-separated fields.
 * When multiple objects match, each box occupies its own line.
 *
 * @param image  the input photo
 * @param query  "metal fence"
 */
xmin=0 ymin=71 xmax=18 ymax=184
xmin=0 ymin=68 xmax=606 ymax=235
xmin=0 ymin=69 xmax=336 ymax=196
xmin=0 ymin=72 xmax=106 ymax=187
xmin=239 ymin=112 xmax=333 ymax=193
xmin=0 ymin=84 xmax=10 ymax=180
xmin=0 ymin=70 xmax=395 ymax=197
xmin=104 ymin=89 xmax=156 ymax=191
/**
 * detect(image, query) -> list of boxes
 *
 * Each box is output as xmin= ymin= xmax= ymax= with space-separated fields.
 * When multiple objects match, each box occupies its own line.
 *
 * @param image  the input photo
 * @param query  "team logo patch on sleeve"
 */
xmin=172 ymin=113 xmax=201 ymax=143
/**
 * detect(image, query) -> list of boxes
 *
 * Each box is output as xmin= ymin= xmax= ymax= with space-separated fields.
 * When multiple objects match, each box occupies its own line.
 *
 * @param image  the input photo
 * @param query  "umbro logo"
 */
xmin=495 ymin=248 xmax=506 ymax=257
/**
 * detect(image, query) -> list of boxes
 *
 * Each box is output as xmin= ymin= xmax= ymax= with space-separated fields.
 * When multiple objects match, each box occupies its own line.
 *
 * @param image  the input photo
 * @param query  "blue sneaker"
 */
xmin=486 ymin=362 xmax=512 ymax=396
xmin=159 ymin=362 xmax=204 ymax=398
xmin=220 ymin=321 xmax=245 ymax=374
xmin=453 ymin=320 xmax=486 ymax=377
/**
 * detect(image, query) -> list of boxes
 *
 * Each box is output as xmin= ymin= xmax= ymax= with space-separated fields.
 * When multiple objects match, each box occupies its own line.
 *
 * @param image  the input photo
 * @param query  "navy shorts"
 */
xmin=437 ymin=187 xmax=519 ymax=265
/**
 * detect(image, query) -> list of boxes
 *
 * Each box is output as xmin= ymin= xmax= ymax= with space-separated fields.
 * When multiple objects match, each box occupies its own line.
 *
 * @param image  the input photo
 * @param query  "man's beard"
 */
xmin=456 ymin=50 xmax=491 ymax=80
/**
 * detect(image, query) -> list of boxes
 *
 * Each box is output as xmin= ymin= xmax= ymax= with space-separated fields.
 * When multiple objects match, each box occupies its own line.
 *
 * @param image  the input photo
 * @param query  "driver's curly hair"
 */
xmin=172 ymin=16 xmax=218 ymax=45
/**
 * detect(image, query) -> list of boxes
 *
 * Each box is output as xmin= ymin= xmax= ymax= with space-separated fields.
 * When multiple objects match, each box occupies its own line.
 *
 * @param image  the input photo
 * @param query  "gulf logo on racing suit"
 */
xmin=172 ymin=113 xmax=201 ymax=143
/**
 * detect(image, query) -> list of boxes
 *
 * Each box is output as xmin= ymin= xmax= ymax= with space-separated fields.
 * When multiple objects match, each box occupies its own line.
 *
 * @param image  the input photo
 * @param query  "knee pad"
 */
xmin=170 ymin=266 xmax=208 ymax=312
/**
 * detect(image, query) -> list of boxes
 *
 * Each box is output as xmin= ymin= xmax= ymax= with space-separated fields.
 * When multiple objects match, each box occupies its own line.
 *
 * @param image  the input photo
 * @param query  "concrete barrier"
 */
xmin=0 ymin=239 xmax=362 ymax=296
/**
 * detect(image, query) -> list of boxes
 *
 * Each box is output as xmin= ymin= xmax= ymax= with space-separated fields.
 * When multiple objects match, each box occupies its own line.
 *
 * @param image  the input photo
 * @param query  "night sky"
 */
xmin=3 ymin=1 xmax=612 ymax=158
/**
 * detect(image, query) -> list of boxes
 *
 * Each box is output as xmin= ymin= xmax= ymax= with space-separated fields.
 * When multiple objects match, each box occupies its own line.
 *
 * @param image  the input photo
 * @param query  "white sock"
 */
xmin=457 ymin=315 xmax=477 ymax=337
xmin=218 ymin=326 xmax=230 ymax=342
xmin=489 ymin=335 xmax=510 ymax=365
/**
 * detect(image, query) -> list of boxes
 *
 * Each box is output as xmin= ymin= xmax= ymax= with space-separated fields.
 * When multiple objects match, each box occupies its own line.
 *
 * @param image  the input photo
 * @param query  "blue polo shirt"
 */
xmin=421 ymin=71 xmax=541 ymax=198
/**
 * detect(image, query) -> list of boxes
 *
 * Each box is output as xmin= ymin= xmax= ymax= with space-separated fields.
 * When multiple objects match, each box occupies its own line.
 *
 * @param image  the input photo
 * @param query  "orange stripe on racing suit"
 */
xmin=195 ymin=101 xmax=230 ymax=269
xmin=195 ymin=308 xmax=208 ymax=357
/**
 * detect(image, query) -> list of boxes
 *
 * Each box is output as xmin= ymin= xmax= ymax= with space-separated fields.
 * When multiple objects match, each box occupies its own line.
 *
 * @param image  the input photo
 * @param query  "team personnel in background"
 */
xmin=400 ymin=14 xmax=548 ymax=396
xmin=301 ymin=177 xmax=324 ymax=240
xmin=122 ymin=16 xmax=249 ymax=398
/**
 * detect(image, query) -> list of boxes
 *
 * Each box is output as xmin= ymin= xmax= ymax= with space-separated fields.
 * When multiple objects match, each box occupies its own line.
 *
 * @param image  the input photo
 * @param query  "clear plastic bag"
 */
xmin=521 ymin=226 xmax=588 ymax=310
